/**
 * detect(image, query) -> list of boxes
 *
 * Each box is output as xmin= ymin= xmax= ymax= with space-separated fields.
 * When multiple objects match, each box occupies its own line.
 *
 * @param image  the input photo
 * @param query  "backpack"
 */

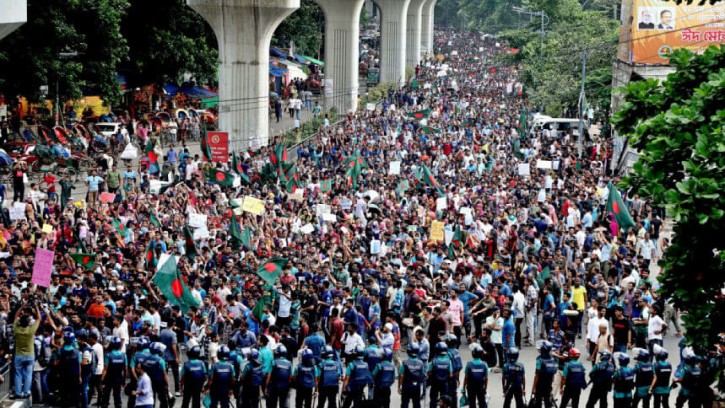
xmin=35 ymin=337 xmax=51 ymax=368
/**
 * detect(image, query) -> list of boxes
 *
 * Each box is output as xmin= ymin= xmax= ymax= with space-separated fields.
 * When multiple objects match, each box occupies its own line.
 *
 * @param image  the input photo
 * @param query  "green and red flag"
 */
xmin=200 ymin=122 xmax=212 ymax=162
xmin=269 ymin=144 xmax=288 ymax=167
xmin=112 ymin=219 xmax=129 ymax=238
xmin=183 ymin=226 xmax=198 ymax=260
xmin=149 ymin=211 xmax=162 ymax=228
xmin=70 ymin=253 xmax=96 ymax=271
xmin=448 ymin=225 xmax=466 ymax=258
xmin=320 ymin=179 xmax=332 ymax=193
xmin=241 ymin=226 xmax=254 ymax=250
xmin=229 ymin=217 xmax=243 ymax=250
xmin=513 ymin=138 xmax=525 ymax=160
xmin=152 ymin=254 xmax=200 ymax=313
xmin=145 ymin=140 xmax=159 ymax=173
xmin=256 ymin=257 xmax=288 ymax=285
xmin=285 ymin=165 xmax=301 ymax=193
xmin=406 ymin=108 xmax=431 ymax=120
xmin=145 ymin=241 xmax=158 ymax=269
xmin=344 ymin=150 xmax=368 ymax=188
xmin=420 ymin=165 xmax=446 ymax=197
xmin=252 ymin=294 xmax=272 ymax=322
xmin=605 ymin=183 xmax=636 ymax=235
xmin=421 ymin=126 xmax=441 ymax=135
xmin=205 ymin=168 xmax=235 ymax=187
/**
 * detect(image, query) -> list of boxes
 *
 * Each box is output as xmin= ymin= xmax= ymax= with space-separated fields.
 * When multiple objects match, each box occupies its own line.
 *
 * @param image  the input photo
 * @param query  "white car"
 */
xmin=95 ymin=122 xmax=123 ymax=138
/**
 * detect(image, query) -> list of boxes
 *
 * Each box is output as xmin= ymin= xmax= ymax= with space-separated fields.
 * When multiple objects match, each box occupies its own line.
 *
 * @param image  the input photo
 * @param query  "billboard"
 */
xmin=617 ymin=0 xmax=725 ymax=64
xmin=207 ymin=131 xmax=229 ymax=163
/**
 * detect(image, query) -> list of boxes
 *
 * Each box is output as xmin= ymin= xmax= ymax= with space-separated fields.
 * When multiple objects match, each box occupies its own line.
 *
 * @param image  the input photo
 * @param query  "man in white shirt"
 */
xmin=112 ymin=316 xmax=130 ymax=354
xmin=647 ymin=305 xmax=667 ymax=354
xmin=587 ymin=305 xmax=609 ymax=358
xmin=511 ymin=285 xmax=526 ymax=347
xmin=342 ymin=323 xmax=365 ymax=363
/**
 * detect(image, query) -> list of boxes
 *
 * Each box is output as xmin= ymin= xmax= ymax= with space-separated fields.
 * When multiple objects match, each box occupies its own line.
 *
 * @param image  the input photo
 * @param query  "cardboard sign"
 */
xmin=366 ymin=103 xmax=376 ymax=111
xmin=32 ymin=248 xmax=54 ymax=287
xmin=188 ymin=213 xmax=208 ymax=229
xmin=42 ymin=224 xmax=53 ymax=234
xmin=242 ymin=196 xmax=266 ymax=216
xmin=322 ymin=213 xmax=337 ymax=223
xmin=389 ymin=161 xmax=401 ymax=175
xmin=193 ymin=227 xmax=210 ymax=240
xmin=9 ymin=207 xmax=25 ymax=221
xmin=459 ymin=207 xmax=472 ymax=215
xmin=100 ymin=192 xmax=116 ymax=204
xmin=208 ymin=131 xmax=229 ymax=163
xmin=518 ymin=163 xmax=530 ymax=176
xmin=436 ymin=197 xmax=448 ymax=212
xmin=340 ymin=198 xmax=352 ymax=210
xmin=289 ymin=191 xmax=305 ymax=202
xmin=536 ymin=160 xmax=553 ymax=169
xmin=315 ymin=204 xmax=331 ymax=217
xmin=150 ymin=180 xmax=161 ymax=195
xmin=300 ymin=224 xmax=315 ymax=234
xmin=370 ymin=240 xmax=381 ymax=255
xmin=430 ymin=221 xmax=445 ymax=242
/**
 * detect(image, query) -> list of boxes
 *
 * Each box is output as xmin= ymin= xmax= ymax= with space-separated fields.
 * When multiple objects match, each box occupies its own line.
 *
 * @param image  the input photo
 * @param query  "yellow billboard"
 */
xmin=618 ymin=0 xmax=725 ymax=64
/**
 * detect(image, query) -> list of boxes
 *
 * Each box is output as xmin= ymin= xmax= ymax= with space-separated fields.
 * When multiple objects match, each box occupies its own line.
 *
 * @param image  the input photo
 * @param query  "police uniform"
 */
xmin=142 ymin=353 xmax=170 ymax=408
xmin=674 ymin=362 xmax=700 ymax=408
xmin=294 ymin=361 xmax=319 ymax=408
xmin=532 ymin=355 xmax=558 ymax=408
xmin=400 ymin=356 xmax=426 ymax=408
xmin=101 ymin=350 xmax=127 ymax=408
xmin=268 ymin=357 xmax=293 ymax=408
xmin=365 ymin=346 xmax=384 ymax=400
xmin=372 ymin=360 xmax=396 ymax=408
xmin=342 ymin=358 xmax=371 ymax=408
xmin=632 ymin=360 xmax=654 ymax=408
xmin=612 ymin=365 xmax=635 ymax=408
xmin=652 ymin=360 xmax=672 ymax=408
xmin=180 ymin=358 xmax=207 ymax=408
xmin=428 ymin=355 xmax=453 ymax=408
xmin=209 ymin=360 xmax=235 ymax=408
xmin=585 ymin=361 xmax=614 ymax=408
xmin=448 ymin=347 xmax=464 ymax=408
xmin=58 ymin=344 xmax=82 ymax=408
xmin=317 ymin=357 xmax=342 ymax=408
xmin=561 ymin=360 xmax=587 ymax=408
xmin=241 ymin=359 xmax=265 ymax=408
xmin=464 ymin=357 xmax=488 ymax=408
xmin=503 ymin=360 xmax=525 ymax=408
xmin=228 ymin=350 xmax=244 ymax=399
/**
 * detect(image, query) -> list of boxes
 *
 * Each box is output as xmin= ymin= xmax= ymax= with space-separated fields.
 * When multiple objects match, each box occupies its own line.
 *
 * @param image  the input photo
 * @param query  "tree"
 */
xmin=272 ymin=0 xmax=323 ymax=57
xmin=0 ymin=0 xmax=129 ymax=106
xmin=120 ymin=0 xmax=218 ymax=88
xmin=457 ymin=0 xmax=521 ymax=32
xmin=611 ymin=45 xmax=725 ymax=349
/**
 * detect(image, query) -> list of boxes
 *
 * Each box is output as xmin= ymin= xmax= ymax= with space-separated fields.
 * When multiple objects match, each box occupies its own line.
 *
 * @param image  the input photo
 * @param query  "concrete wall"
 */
xmin=0 ymin=0 xmax=27 ymax=41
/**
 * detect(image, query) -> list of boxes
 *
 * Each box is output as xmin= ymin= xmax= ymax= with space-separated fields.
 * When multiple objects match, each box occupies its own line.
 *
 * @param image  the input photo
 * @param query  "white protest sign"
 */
xmin=366 ymin=103 xmax=376 ymax=111
xmin=188 ymin=213 xmax=208 ymax=229
xmin=340 ymin=198 xmax=352 ymax=210
xmin=436 ymin=197 xmax=448 ymax=212
xmin=315 ymin=204 xmax=331 ymax=217
xmin=233 ymin=207 xmax=244 ymax=216
xmin=150 ymin=180 xmax=162 ymax=195
xmin=536 ymin=160 xmax=553 ymax=169
xmin=9 ymin=207 xmax=25 ymax=221
xmin=459 ymin=207 xmax=472 ymax=215
xmin=444 ymin=230 xmax=454 ymax=246
xmin=389 ymin=161 xmax=401 ymax=175
xmin=370 ymin=240 xmax=381 ymax=255
xmin=517 ymin=163 xmax=530 ymax=176
xmin=322 ymin=213 xmax=337 ymax=223
xmin=464 ymin=214 xmax=474 ymax=225
xmin=300 ymin=224 xmax=315 ymax=234
xmin=193 ymin=227 xmax=210 ymax=240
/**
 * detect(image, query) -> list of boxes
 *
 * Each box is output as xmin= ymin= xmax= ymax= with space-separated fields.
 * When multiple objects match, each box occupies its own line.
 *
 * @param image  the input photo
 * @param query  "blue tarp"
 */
xmin=270 ymin=47 xmax=288 ymax=59
xmin=269 ymin=65 xmax=287 ymax=77
xmin=163 ymin=83 xmax=180 ymax=95
xmin=294 ymin=54 xmax=306 ymax=64
xmin=181 ymin=86 xmax=218 ymax=99
xmin=0 ymin=149 xmax=12 ymax=166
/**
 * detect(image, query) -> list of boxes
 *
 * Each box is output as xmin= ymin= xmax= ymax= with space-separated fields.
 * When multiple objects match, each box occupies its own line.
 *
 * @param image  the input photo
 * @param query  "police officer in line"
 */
xmin=318 ymin=346 xmax=342 ymax=408
xmin=428 ymin=342 xmax=453 ymax=408
xmin=632 ymin=349 xmax=655 ymax=408
xmin=399 ymin=345 xmax=426 ymax=408
xmin=267 ymin=345 xmax=293 ymax=408
xmin=180 ymin=346 xmax=207 ymax=408
xmin=560 ymin=348 xmax=587 ymax=408
xmin=464 ymin=344 xmax=488 ymax=408
xmin=531 ymin=341 xmax=557 ymax=408
xmin=372 ymin=347 xmax=396 ymax=408
xmin=445 ymin=334 xmax=463 ymax=408
xmin=227 ymin=339 xmax=245 ymax=400
xmin=585 ymin=350 xmax=615 ymax=408
xmin=365 ymin=336 xmax=384 ymax=400
xmin=295 ymin=349 xmax=320 ymax=408
xmin=650 ymin=345 xmax=672 ymax=408
xmin=207 ymin=345 xmax=235 ymax=408
xmin=128 ymin=337 xmax=151 ymax=408
xmin=673 ymin=349 xmax=701 ymax=408
xmin=144 ymin=342 xmax=171 ymax=408
xmin=58 ymin=331 xmax=82 ymax=408
xmin=341 ymin=346 xmax=372 ymax=408
xmin=101 ymin=337 xmax=127 ymax=408
xmin=612 ymin=353 xmax=635 ymax=408
xmin=241 ymin=348 xmax=266 ymax=408
xmin=77 ymin=330 xmax=96 ymax=408
xmin=502 ymin=347 xmax=526 ymax=408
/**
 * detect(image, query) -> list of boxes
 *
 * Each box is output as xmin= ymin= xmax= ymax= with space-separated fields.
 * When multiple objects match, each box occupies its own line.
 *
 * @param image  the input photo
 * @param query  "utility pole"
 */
xmin=578 ymin=50 xmax=588 ymax=158
xmin=512 ymin=7 xmax=548 ymax=61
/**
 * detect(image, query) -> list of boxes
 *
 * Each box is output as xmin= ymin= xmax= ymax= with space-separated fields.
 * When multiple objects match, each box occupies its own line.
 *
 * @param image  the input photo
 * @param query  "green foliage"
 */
xmin=458 ymin=0 xmax=521 ymax=32
xmin=359 ymin=82 xmax=397 ymax=107
xmin=272 ymin=0 xmax=324 ymax=57
xmin=281 ymin=107 xmax=338 ymax=146
xmin=0 ymin=0 xmax=129 ymax=105
xmin=121 ymin=0 xmax=218 ymax=88
xmin=435 ymin=0 xmax=466 ymax=29
xmin=612 ymin=45 xmax=725 ymax=349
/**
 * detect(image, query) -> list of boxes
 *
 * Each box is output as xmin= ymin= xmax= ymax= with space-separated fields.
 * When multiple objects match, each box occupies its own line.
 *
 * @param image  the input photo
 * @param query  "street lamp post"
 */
xmin=56 ymin=51 xmax=78 ymax=127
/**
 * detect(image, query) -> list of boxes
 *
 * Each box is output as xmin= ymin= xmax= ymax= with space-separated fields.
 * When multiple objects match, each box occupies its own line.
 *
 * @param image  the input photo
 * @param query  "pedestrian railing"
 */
xmin=0 ymin=361 xmax=11 ymax=402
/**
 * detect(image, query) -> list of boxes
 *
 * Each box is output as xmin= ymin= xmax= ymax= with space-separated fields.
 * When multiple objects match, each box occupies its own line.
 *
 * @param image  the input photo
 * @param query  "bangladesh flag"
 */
xmin=112 ymin=219 xmax=129 ymax=238
xmin=605 ymin=183 xmax=636 ymax=234
xmin=320 ymin=179 xmax=332 ymax=193
xmin=150 ymin=211 xmax=162 ymax=228
xmin=256 ymin=257 xmax=287 ymax=285
xmin=145 ymin=241 xmax=158 ymax=269
xmin=269 ymin=144 xmax=288 ymax=167
xmin=241 ymin=226 xmax=254 ymax=250
xmin=229 ymin=217 xmax=243 ymax=250
xmin=183 ymin=226 xmax=198 ymax=260
xmin=145 ymin=140 xmax=159 ymax=174
xmin=420 ymin=165 xmax=446 ymax=197
xmin=344 ymin=151 xmax=368 ymax=188
xmin=252 ymin=294 xmax=272 ymax=322
xmin=421 ymin=126 xmax=441 ymax=135
xmin=410 ymin=78 xmax=419 ymax=88
xmin=406 ymin=108 xmax=431 ymax=120
xmin=285 ymin=165 xmax=300 ymax=193
xmin=519 ymin=109 xmax=528 ymax=135
xmin=205 ymin=168 xmax=235 ymax=187
xmin=152 ymin=254 xmax=200 ymax=313
xmin=513 ymin=139 xmax=525 ymax=160
xmin=70 ymin=253 xmax=96 ymax=271
xmin=201 ymin=122 xmax=212 ymax=162
xmin=448 ymin=225 xmax=466 ymax=258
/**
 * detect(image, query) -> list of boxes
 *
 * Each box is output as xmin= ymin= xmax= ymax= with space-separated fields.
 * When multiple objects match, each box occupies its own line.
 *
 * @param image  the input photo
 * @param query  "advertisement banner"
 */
xmin=619 ymin=0 xmax=725 ymax=64
xmin=207 ymin=131 xmax=229 ymax=163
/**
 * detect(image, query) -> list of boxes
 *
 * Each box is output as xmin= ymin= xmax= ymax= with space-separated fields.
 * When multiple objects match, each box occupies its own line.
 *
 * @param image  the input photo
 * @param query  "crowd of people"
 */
xmin=0 ymin=29 xmax=723 ymax=408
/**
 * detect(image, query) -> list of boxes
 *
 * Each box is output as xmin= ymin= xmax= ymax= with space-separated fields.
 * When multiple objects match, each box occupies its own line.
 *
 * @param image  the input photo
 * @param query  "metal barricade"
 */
xmin=0 ymin=361 xmax=11 ymax=402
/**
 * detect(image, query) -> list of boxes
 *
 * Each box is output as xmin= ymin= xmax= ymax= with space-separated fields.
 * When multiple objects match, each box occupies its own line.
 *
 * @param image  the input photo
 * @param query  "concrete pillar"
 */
xmin=421 ymin=0 xmax=437 ymax=58
xmin=375 ymin=0 xmax=410 ymax=85
xmin=314 ymin=0 xmax=364 ymax=114
xmin=405 ymin=0 xmax=425 ymax=68
xmin=0 ymin=0 xmax=27 ymax=40
xmin=187 ymin=0 xmax=299 ymax=151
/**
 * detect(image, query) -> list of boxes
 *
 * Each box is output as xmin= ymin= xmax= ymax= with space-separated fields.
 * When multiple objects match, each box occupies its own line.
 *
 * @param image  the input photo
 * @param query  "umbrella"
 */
xmin=0 ymin=149 xmax=13 ymax=166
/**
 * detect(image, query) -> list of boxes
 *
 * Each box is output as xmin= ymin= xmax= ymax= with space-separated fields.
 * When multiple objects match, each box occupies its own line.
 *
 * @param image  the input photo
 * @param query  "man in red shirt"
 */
xmin=42 ymin=173 xmax=57 ymax=202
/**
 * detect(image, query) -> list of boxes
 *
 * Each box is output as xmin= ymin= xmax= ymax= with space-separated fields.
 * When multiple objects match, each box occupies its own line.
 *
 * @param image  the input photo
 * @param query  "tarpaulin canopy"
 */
xmin=181 ymin=86 xmax=218 ymax=99
xmin=163 ymin=83 xmax=180 ymax=95
xmin=299 ymin=55 xmax=324 ymax=67
xmin=0 ymin=149 xmax=13 ymax=166
xmin=269 ymin=65 xmax=287 ymax=77
xmin=201 ymin=97 xmax=218 ymax=109
xmin=270 ymin=47 xmax=288 ymax=59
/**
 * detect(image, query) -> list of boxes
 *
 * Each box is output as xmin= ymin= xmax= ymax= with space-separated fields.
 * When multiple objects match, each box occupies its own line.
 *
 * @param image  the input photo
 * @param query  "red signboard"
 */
xmin=208 ymin=131 xmax=229 ymax=163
